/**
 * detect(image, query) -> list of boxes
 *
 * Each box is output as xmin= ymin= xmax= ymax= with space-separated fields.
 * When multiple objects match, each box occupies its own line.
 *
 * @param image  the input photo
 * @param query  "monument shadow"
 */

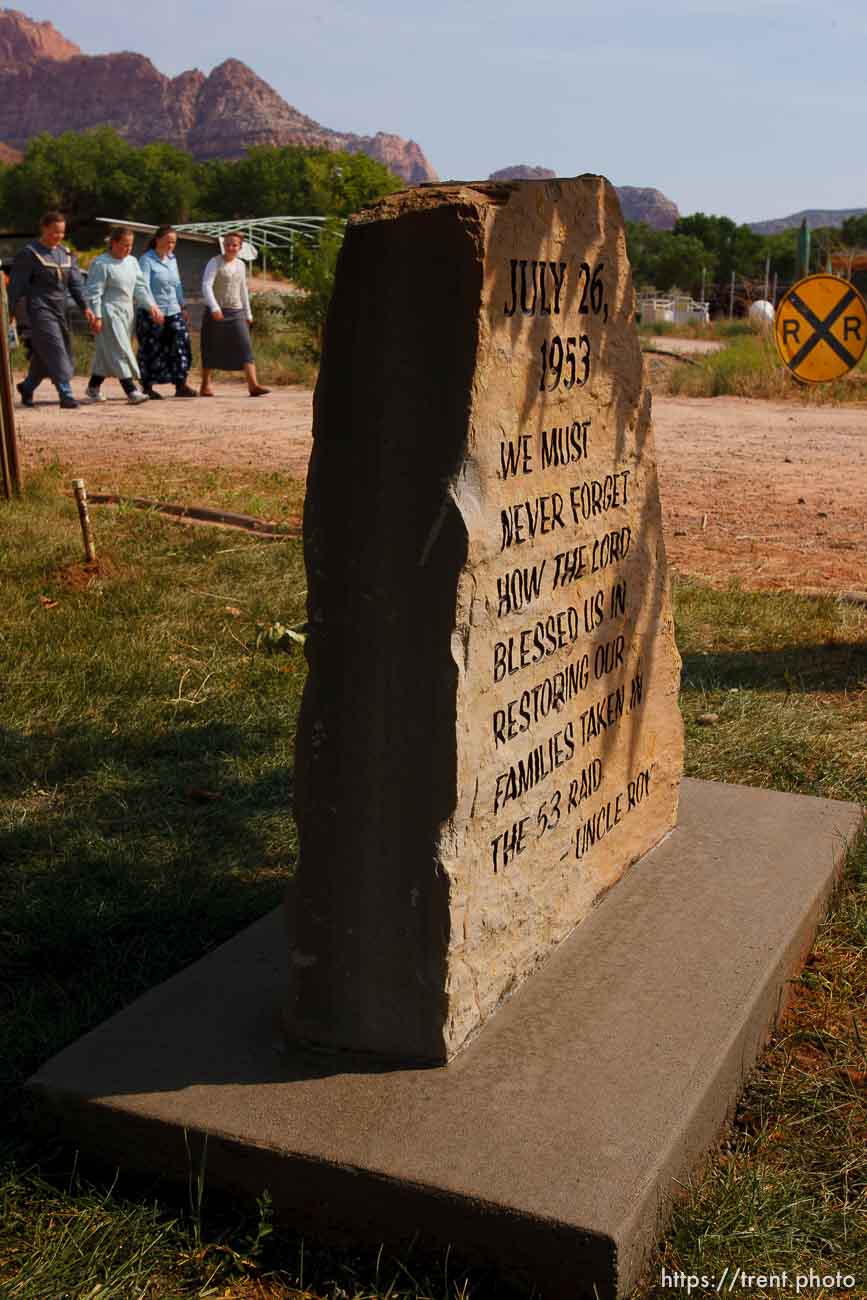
xmin=680 ymin=638 xmax=867 ymax=695
xmin=1 ymin=717 xmax=296 ymax=1100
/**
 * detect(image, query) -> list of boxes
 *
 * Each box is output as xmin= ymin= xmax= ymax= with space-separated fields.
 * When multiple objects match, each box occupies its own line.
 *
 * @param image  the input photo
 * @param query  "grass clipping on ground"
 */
xmin=0 ymin=470 xmax=865 ymax=1299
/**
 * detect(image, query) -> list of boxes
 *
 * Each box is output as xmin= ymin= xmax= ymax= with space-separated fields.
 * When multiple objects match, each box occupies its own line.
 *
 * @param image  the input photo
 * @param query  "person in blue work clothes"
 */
xmin=135 ymin=225 xmax=196 ymax=399
xmin=7 ymin=210 xmax=97 ymax=409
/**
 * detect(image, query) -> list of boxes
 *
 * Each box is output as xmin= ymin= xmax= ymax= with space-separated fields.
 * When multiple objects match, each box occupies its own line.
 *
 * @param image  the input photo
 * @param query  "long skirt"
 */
xmin=26 ymin=302 xmax=74 ymax=388
xmin=135 ymin=311 xmax=192 ymax=386
xmin=92 ymin=299 xmax=139 ymax=381
xmin=201 ymin=307 xmax=254 ymax=370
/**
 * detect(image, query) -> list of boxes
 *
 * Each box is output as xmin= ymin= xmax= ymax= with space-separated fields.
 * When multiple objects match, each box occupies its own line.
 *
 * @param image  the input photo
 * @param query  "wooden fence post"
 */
xmin=0 ymin=273 xmax=21 ymax=498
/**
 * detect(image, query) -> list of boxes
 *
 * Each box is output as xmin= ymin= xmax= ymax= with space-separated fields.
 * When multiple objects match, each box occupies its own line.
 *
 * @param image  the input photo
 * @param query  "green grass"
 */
xmin=675 ymin=583 xmax=867 ymax=801
xmin=82 ymin=462 xmax=307 ymax=529
xmin=638 ymin=319 xmax=754 ymax=340
xmin=631 ymin=583 xmax=867 ymax=1299
xmin=1 ymin=477 xmax=865 ymax=1299
xmin=0 ymin=466 xmax=307 ymax=1102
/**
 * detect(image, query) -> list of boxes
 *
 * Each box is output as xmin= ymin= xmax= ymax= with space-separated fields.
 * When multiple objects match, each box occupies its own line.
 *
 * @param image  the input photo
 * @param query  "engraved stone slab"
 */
xmin=290 ymin=177 xmax=683 ymax=1063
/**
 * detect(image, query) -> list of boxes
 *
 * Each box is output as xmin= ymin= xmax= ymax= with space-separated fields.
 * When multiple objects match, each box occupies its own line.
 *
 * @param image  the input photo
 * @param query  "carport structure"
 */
xmin=174 ymin=216 xmax=338 ymax=274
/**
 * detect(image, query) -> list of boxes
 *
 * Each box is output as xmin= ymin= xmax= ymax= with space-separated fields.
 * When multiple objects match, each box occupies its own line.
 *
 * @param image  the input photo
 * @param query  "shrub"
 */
xmin=291 ymin=219 xmax=344 ymax=356
xmin=664 ymin=333 xmax=867 ymax=402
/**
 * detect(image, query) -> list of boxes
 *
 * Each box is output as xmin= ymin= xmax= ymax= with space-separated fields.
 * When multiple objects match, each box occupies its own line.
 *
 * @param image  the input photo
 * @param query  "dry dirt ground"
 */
xmin=12 ymin=374 xmax=867 ymax=595
xmin=643 ymin=338 xmax=724 ymax=356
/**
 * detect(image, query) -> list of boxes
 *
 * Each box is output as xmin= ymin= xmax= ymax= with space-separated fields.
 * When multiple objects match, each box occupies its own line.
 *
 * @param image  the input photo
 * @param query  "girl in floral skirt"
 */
xmin=136 ymin=226 xmax=196 ymax=399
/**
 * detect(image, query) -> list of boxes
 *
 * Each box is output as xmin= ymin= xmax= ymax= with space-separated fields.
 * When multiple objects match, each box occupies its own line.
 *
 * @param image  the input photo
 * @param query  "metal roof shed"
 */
xmin=173 ymin=216 xmax=334 ymax=274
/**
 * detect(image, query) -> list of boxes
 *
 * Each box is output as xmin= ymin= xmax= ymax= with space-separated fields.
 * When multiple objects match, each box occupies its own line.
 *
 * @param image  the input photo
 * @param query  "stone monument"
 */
xmin=288 ymin=175 xmax=684 ymax=1062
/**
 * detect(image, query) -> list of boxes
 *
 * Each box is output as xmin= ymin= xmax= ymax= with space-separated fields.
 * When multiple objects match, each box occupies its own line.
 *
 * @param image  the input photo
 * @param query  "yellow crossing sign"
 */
xmin=775 ymin=274 xmax=867 ymax=383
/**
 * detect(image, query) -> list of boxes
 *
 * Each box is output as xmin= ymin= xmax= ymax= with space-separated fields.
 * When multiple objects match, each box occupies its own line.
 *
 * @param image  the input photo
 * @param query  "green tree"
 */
xmin=196 ymin=146 xmax=399 ymax=222
xmin=673 ymin=212 xmax=766 ymax=284
xmin=130 ymin=142 xmax=199 ymax=224
xmin=0 ymin=133 xmax=398 ymax=240
xmin=292 ymin=217 xmax=345 ymax=353
xmin=625 ymin=222 xmax=709 ymax=296
xmin=196 ymin=148 xmax=308 ymax=220
xmin=0 ymin=128 xmax=198 ymax=240
xmin=761 ymin=228 xmax=798 ymax=285
xmin=302 ymin=149 xmax=401 ymax=216
xmin=840 ymin=213 xmax=867 ymax=247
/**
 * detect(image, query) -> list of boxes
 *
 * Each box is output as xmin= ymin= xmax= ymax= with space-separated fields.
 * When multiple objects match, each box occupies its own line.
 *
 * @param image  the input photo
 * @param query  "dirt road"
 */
xmin=16 ymin=378 xmax=316 ymax=482
xmin=13 ymin=377 xmax=867 ymax=594
xmin=653 ymin=395 xmax=866 ymax=592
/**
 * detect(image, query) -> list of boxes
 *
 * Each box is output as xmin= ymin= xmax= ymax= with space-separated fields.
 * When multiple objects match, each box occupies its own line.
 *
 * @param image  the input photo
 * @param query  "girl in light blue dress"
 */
xmin=84 ymin=225 xmax=162 ymax=404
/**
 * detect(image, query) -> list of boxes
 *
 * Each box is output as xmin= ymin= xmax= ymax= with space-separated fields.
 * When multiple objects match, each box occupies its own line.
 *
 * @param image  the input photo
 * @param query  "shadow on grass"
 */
xmin=681 ymin=639 xmax=867 ymax=694
xmin=0 ymin=718 xmax=295 ymax=1104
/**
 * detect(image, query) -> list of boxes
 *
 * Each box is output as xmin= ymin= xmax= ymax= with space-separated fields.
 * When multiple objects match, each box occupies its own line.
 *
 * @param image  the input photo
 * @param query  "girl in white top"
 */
xmin=199 ymin=232 xmax=269 ymax=397
xmin=202 ymin=251 xmax=251 ymax=318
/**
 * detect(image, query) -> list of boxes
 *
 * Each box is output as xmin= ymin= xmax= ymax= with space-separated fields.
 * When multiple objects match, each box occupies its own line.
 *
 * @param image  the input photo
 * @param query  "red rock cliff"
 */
xmin=0 ymin=9 xmax=79 ymax=62
xmin=488 ymin=168 xmax=679 ymax=229
xmin=0 ymin=9 xmax=438 ymax=184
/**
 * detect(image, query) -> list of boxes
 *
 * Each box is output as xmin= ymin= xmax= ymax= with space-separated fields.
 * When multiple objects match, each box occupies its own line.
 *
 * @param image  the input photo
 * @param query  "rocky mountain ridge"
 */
xmin=488 ymin=166 xmax=680 ymax=230
xmin=747 ymin=208 xmax=867 ymax=235
xmin=5 ymin=13 xmax=859 ymax=228
xmin=0 ymin=8 xmax=78 ymax=62
xmin=0 ymin=9 xmax=438 ymax=184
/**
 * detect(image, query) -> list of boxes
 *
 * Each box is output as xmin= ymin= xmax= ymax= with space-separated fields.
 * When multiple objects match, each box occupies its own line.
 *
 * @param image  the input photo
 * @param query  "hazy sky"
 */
xmin=27 ymin=1 xmax=867 ymax=223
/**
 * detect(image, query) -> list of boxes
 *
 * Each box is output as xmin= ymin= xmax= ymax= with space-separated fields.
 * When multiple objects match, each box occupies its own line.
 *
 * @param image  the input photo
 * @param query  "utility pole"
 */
xmin=797 ymin=218 xmax=811 ymax=279
xmin=729 ymin=270 xmax=736 ymax=320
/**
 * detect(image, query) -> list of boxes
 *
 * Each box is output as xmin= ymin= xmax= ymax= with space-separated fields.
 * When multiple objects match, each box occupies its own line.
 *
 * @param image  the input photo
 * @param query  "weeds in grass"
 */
xmin=245 ymin=1190 xmax=275 ymax=1261
xmin=660 ymin=332 xmax=867 ymax=402
xmin=666 ymin=333 xmax=792 ymax=399
xmin=638 ymin=319 xmax=754 ymax=340
xmin=185 ymin=1132 xmax=208 ymax=1252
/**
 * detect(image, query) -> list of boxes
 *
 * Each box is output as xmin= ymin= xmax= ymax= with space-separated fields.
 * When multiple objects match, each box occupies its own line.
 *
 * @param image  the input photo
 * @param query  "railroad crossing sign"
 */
xmin=774 ymin=274 xmax=867 ymax=383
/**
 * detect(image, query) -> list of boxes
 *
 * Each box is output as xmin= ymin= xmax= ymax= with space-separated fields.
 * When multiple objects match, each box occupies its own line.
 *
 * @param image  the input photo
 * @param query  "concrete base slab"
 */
xmin=27 ymin=780 xmax=863 ymax=1299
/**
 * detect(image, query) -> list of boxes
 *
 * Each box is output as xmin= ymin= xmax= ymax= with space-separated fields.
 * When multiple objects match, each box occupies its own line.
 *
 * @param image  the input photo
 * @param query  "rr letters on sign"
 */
xmin=774 ymin=274 xmax=867 ymax=383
